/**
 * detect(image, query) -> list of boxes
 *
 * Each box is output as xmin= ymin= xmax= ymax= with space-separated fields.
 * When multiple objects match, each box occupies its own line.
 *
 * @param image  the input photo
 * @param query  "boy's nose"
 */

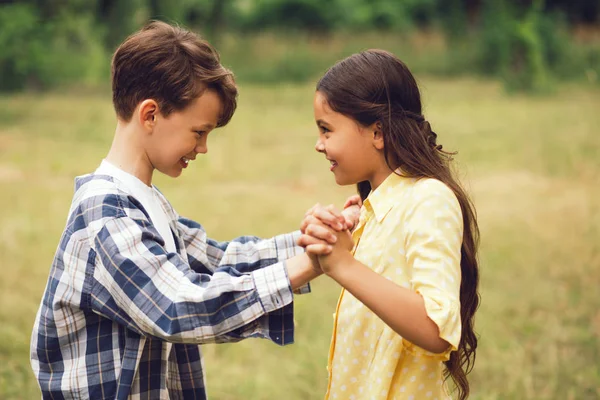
xmin=196 ymin=145 xmax=207 ymax=154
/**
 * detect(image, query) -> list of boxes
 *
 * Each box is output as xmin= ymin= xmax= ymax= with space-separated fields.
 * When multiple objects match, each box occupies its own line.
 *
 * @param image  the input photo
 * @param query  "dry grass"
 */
xmin=0 ymin=78 xmax=599 ymax=399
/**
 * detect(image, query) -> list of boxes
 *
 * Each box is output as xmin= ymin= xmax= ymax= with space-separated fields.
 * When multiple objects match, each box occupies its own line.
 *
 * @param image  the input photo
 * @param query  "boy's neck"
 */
xmin=106 ymin=120 xmax=154 ymax=187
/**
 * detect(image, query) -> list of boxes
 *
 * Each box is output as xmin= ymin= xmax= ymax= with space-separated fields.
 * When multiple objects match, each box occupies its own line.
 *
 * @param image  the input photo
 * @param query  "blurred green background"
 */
xmin=1 ymin=0 xmax=599 ymax=92
xmin=0 ymin=0 xmax=599 ymax=399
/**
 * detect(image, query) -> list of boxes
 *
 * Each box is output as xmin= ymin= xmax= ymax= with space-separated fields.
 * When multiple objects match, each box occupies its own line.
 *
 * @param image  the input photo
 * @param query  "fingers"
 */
xmin=343 ymin=216 xmax=356 ymax=231
xmin=297 ymin=234 xmax=333 ymax=255
xmin=311 ymin=205 xmax=345 ymax=230
xmin=299 ymin=217 xmax=338 ymax=245
xmin=302 ymin=205 xmax=345 ymax=232
xmin=341 ymin=205 xmax=361 ymax=230
xmin=343 ymin=194 xmax=362 ymax=209
xmin=297 ymin=233 xmax=331 ymax=248
xmin=305 ymin=243 xmax=333 ymax=256
xmin=306 ymin=222 xmax=337 ymax=244
xmin=300 ymin=215 xmax=320 ymax=234
xmin=304 ymin=203 xmax=320 ymax=217
xmin=303 ymin=202 xmax=358 ymax=233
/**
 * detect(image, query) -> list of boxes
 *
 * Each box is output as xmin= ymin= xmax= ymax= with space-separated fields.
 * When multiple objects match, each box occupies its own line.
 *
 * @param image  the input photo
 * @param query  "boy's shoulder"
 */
xmin=66 ymin=173 xmax=151 ymax=235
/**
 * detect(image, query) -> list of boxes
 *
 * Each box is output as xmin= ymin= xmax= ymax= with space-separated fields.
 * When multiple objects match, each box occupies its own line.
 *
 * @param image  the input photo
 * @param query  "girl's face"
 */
xmin=313 ymin=91 xmax=390 ymax=188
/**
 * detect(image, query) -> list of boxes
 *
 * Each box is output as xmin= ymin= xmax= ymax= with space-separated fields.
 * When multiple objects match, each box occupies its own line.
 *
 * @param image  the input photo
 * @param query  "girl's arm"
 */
xmin=302 ymin=186 xmax=462 ymax=355
xmin=325 ymin=248 xmax=450 ymax=354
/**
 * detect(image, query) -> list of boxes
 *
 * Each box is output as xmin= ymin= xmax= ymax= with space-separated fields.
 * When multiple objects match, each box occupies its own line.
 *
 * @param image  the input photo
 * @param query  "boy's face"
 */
xmin=147 ymin=89 xmax=222 ymax=178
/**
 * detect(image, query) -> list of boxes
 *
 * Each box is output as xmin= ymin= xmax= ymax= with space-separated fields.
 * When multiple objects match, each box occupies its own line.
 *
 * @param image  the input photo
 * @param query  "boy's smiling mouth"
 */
xmin=180 ymin=156 xmax=193 ymax=168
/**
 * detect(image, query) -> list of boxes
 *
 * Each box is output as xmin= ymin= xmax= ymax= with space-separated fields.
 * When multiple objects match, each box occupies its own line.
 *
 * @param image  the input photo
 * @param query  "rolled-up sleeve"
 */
xmin=91 ymin=216 xmax=297 ymax=345
xmin=403 ymin=181 xmax=463 ymax=355
xmin=178 ymin=216 xmax=310 ymax=294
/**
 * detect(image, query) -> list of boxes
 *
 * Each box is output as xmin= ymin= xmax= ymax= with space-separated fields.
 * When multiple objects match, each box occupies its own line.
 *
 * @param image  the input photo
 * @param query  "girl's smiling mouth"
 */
xmin=327 ymin=158 xmax=338 ymax=171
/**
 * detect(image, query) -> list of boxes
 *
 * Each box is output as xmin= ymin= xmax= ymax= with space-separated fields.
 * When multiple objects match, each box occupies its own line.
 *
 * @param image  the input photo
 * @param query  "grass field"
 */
xmin=0 ymin=78 xmax=599 ymax=399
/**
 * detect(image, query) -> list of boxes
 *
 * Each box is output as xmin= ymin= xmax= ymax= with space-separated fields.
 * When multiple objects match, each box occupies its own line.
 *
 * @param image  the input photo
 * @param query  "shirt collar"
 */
xmin=95 ymin=160 xmax=179 ymax=226
xmin=363 ymin=172 xmax=406 ymax=223
xmin=95 ymin=159 xmax=155 ymax=197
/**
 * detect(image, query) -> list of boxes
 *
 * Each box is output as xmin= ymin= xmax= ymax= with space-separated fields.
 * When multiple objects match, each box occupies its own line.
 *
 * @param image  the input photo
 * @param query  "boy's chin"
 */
xmin=158 ymin=166 xmax=183 ymax=179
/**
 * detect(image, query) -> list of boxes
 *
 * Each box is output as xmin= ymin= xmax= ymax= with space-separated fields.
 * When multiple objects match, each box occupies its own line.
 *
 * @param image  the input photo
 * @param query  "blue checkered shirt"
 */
xmin=30 ymin=173 xmax=307 ymax=399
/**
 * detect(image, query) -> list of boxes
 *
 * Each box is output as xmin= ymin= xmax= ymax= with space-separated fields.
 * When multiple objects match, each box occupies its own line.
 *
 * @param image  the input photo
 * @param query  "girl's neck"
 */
xmin=367 ymin=164 xmax=396 ymax=192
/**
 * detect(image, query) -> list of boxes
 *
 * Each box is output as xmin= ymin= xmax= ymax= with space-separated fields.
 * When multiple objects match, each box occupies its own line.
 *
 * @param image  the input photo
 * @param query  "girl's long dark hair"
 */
xmin=317 ymin=50 xmax=480 ymax=400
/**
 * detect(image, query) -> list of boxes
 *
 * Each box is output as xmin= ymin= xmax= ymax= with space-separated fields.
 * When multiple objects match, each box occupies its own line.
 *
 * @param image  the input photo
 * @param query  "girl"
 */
xmin=298 ymin=50 xmax=480 ymax=400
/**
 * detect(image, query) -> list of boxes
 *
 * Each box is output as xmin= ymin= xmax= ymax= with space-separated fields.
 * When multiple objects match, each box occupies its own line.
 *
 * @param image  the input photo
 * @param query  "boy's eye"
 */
xmin=195 ymin=131 xmax=205 ymax=137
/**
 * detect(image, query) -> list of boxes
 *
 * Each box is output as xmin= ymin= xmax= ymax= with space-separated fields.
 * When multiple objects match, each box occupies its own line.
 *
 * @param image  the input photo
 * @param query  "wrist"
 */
xmin=310 ymin=263 xmax=323 ymax=277
xmin=306 ymin=253 xmax=323 ymax=275
xmin=323 ymin=251 xmax=354 ymax=279
xmin=287 ymin=253 xmax=321 ymax=290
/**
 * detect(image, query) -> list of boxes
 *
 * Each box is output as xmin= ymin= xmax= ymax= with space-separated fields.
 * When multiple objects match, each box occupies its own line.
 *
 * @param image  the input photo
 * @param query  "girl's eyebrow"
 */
xmin=316 ymin=119 xmax=331 ymax=127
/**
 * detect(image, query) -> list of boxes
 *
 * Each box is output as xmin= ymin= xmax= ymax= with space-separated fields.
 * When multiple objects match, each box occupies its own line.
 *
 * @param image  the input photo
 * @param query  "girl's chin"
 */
xmin=333 ymin=175 xmax=357 ymax=186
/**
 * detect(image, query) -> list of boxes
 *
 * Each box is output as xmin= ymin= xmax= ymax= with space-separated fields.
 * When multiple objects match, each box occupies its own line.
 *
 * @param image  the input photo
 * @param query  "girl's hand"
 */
xmin=341 ymin=205 xmax=360 ymax=232
xmin=301 ymin=203 xmax=347 ymax=233
xmin=300 ymin=205 xmax=355 ymax=275
xmin=299 ymin=203 xmax=346 ymax=273
xmin=317 ymin=227 xmax=354 ymax=275
xmin=342 ymin=195 xmax=362 ymax=231
xmin=297 ymin=214 xmax=332 ymax=273
xmin=343 ymin=194 xmax=362 ymax=210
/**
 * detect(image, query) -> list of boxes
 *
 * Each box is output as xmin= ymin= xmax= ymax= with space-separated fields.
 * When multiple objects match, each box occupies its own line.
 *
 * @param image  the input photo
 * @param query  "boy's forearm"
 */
xmin=285 ymin=253 xmax=321 ymax=290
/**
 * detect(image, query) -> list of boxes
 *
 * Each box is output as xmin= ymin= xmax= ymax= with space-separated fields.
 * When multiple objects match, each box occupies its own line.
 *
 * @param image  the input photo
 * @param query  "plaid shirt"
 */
xmin=31 ymin=173 xmax=307 ymax=399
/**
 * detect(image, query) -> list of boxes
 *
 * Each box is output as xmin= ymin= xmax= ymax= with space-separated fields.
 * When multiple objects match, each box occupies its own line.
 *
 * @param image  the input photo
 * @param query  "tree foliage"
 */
xmin=0 ymin=0 xmax=597 ymax=91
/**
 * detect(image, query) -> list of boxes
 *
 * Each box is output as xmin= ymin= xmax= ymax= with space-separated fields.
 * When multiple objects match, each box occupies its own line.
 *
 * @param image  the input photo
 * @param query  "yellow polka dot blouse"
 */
xmin=325 ymin=173 xmax=463 ymax=400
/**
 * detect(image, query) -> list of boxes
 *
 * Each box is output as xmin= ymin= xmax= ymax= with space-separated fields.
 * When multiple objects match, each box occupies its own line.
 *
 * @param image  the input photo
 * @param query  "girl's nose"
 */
xmin=315 ymin=139 xmax=325 ymax=153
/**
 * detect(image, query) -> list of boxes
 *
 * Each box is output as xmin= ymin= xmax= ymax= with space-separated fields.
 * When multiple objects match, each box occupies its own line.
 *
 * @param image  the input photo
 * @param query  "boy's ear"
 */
xmin=372 ymin=121 xmax=384 ymax=150
xmin=138 ymin=99 xmax=159 ymax=132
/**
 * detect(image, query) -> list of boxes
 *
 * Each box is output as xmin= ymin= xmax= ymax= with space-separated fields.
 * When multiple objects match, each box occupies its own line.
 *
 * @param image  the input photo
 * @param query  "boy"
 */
xmin=30 ymin=21 xmax=354 ymax=399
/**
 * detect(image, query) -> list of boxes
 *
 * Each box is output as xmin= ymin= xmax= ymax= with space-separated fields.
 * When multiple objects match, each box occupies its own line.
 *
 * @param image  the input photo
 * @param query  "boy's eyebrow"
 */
xmin=193 ymin=123 xmax=215 ymax=130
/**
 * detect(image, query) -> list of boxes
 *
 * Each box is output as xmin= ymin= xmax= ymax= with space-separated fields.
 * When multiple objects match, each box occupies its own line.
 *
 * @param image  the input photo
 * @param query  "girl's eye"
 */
xmin=320 ymin=126 xmax=330 ymax=134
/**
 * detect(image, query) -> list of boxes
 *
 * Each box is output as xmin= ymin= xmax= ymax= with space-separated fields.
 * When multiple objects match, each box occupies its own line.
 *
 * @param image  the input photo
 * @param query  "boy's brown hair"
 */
xmin=111 ymin=21 xmax=237 ymax=127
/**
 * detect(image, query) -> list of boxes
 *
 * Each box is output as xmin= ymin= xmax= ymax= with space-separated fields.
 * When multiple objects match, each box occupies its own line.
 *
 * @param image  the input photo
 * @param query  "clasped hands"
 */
xmin=297 ymin=195 xmax=362 ymax=275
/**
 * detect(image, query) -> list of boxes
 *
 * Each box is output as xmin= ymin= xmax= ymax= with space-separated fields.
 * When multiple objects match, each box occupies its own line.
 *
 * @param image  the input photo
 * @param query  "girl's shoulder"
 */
xmin=401 ymin=178 xmax=464 ymax=233
xmin=407 ymin=178 xmax=461 ymax=213
xmin=377 ymin=175 xmax=460 ymax=216
xmin=411 ymin=177 xmax=455 ymax=199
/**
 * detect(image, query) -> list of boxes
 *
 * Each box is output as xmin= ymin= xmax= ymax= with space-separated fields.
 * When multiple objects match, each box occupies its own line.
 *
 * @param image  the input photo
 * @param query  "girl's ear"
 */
xmin=372 ymin=121 xmax=384 ymax=150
